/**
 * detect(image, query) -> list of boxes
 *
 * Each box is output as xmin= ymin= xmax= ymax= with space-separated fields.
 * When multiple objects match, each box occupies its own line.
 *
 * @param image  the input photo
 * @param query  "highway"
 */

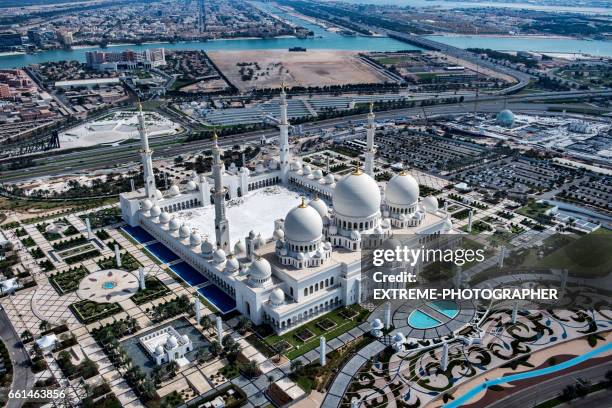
xmin=486 ymin=361 xmax=612 ymax=408
xmin=0 ymin=307 xmax=34 ymax=408
xmin=0 ymin=90 xmax=610 ymax=184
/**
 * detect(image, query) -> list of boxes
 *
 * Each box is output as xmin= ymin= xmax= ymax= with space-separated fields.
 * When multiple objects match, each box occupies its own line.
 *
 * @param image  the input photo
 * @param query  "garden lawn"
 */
xmin=262 ymin=305 xmax=368 ymax=360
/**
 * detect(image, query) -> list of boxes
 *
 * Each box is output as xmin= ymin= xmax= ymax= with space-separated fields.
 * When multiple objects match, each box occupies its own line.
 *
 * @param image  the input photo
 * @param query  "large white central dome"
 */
xmin=284 ymin=199 xmax=323 ymax=243
xmin=333 ymin=168 xmax=381 ymax=219
xmin=385 ymin=172 xmax=419 ymax=208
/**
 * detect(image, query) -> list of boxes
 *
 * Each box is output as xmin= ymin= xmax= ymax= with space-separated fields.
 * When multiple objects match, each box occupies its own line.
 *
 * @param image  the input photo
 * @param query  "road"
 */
xmin=486 ymin=361 xmax=612 ymax=408
xmin=0 ymin=306 xmax=33 ymax=408
xmin=1 ymin=89 xmax=610 ymax=183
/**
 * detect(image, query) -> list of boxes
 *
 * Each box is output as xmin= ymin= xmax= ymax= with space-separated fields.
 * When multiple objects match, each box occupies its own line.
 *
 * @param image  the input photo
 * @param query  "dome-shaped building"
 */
xmin=159 ymin=211 xmax=171 ymax=225
xmin=269 ymin=288 xmax=285 ymax=307
xmin=141 ymin=199 xmax=153 ymax=211
xmin=247 ymin=257 xmax=272 ymax=287
xmin=167 ymin=184 xmax=180 ymax=197
xmin=421 ymin=195 xmax=439 ymax=213
xmin=496 ymin=109 xmax=515 ymax=128
xmin=179 ymin=224 xmax=190 ymax=239
xmin=308 ymin=196 xmax=328 ymax=219
xmin=276 ymin=198 xmax=331 ymax=269
xmin=169 ymin=218 xmax=180 ymax=231
xmin=384 ymin=171 xmax=424 ymax=228
xmin=150 ymin=205 xmax=161 ymax=218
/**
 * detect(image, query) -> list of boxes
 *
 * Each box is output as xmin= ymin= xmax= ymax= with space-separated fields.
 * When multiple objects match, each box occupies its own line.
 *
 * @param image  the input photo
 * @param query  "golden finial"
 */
xmin=399 ymin=163 xmax=408 ymax=176
xmin=352 ymin=163 xmax=363 ymax=176
xmin=298 ymin=196 xmax=307 ymax=208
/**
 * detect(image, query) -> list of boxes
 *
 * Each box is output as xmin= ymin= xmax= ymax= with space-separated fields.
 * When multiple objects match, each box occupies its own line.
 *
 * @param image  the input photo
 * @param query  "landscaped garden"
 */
xmin=70 ymin=300 xmax=122 ymax=324
xmin=52 ymin=236 xmax=88 ymax=251
xmin=130 ymin=276 xmax=169 ymax=305
xmin=97 ymin=251 xmax=141 ymax=271
xmin=260 ymin=305 xmax=369 ymax=360
xmin=149 ymin=294 xmax=190 ymax=323
xmin=81 ymin=207 xmax=122 ymax=229
xmin=49 ymin=266 xmax=89 ymax=294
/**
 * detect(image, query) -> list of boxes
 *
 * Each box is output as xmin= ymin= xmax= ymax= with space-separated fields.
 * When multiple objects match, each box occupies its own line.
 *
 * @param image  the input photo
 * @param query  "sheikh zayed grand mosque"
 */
xmin=120 ymin=91 xmax=453 ymax=334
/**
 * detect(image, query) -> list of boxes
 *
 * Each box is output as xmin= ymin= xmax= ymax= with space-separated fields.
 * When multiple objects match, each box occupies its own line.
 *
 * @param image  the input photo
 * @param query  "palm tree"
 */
xmin=39 ymin=320 xmax=49 ymax=332
xmin=20 ymin=330 xmax=33 ymax=342
xmin=200 ymin=315 xmax=212 ymax=332
xmin=267 ymin=374 xmax=274 ymax=390
xmin=241 ymin=360 xmax=259 ymax=379
xmin=167 ymin=360 xmax=179 ymax=377
xmin=290 ymin=359 xmax=304 ymax=375
xmin=209 ymin=340 xmax=222 ymax=357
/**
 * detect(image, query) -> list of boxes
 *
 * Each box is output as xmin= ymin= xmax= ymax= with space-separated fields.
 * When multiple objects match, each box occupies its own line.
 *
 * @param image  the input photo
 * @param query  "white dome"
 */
xmin=284 ymin=200 xmax=323 ymax=244
xmin=155 ymin=345 xmax=164 ymax=355
xmin=213 ymin=248 xmax=226 ymax=263
xmin=324 ymin=174 xmax=335 ymax=184
xmin=190 ymin=231 xmax=202 ymax=246
xmin=201 ymin=239 xmax=213 ymax=255
xmin=179 ymin=224 xmax=190 ymax=238
xmin=443 ymin=216 xmax=453 ymax=232
xmin=302 ymin=165 xmax=312 ymax=175
xmin=248 ymin=257 xmax=272 ymax=281
xmin=350 ymin=230 xmax=361 ymax=240
xmin=333 ymin=169 xmax=381 ymax=219
xmin=312 ymin=169 xmax=323 ymax=179
xmin=273 ymin=228 xmax=285 ymax=240
xmin=290 ymin=162 xmax=301 ymax=171
xmin=181 ymin=334 xmax=189 ymax=343
xmin=155 ymin=189 xmax=163 ymax=200
xmin=422 ymin=195 xmax=439 ymax=212
xmin=150 ymin=205 xmax=161 ymax=217
xmin=186 ymin=180 xmax=197 ymax=191
xmin=255 ymin=163 xmax=265 ymax=173
xmin=393 ymin=332 xmax=405 ymax=343
xmin=141 ymin=199 xmax=153 ymax=211
xmin=308 ymin=197 xmax=328 ymax=218
xmin=225 ymin=255 xmax=239 ymax=272
xmin=370 ymin=318 xmax=383 ymax=330
xmin=270 ymin=288 xmax=285 ymax=306
xmin=168 ymin=184 xmax=180 ymax=196
xmin=169 ymin=218 xmax=180 ymax=231
xmin=234 ymin=240 xmax=246 ymax=255
xmin=165 ymin=335 xmax=178 ymax=349
xmin=159 ymin=211 xmax=171 ymax=224
xmin=385 ymin=172 xmax=419 ymax=208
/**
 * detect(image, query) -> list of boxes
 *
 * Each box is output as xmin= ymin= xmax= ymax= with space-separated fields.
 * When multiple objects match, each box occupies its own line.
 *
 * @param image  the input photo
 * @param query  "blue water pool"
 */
xmin=145 ymin=242 xmax=180 ymax=264
xmin=444 ymin=343 xmax=612 ymax=408
xmin=169 ymin=262 xmax=208 ymax=286
xmin=198 ymin=285 xmax=236 ymax=314
xmin=428 ymin=300 xmax=459 ymax=319
xmin=102 ymin=281 xmax=116 ymax=289
xmin=408 ymin=310 xmax=442 ymax=329
xmin=122 ymin=225 xmax=156 ymax=244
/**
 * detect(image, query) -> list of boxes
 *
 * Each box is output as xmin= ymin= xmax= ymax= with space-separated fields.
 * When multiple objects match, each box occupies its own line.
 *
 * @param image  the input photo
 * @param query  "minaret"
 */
xmin=278 ymin=83 xmax=290 ymax=184
xmin=364 ymin=101 xmax=376 ymax=177
xmin=137 ymin=102 xmax=157 ymax=201
xmin=212 ymin=131 xmax=230 ymax=252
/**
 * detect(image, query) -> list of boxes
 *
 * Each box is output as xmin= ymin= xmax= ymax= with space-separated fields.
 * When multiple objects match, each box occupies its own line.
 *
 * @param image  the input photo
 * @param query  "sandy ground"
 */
xmin=208 ymin=50 xmax=388 ymax=91
xmin=180 ymin=78 xmax=229 ymax=93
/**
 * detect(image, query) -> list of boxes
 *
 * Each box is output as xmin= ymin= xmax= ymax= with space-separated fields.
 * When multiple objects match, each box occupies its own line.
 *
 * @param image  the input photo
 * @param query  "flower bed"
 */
xmin=97 ymin=252 xmax=141 ymax=271
xmin=49 ymin=266 xmax=89 ymax=294
xmin=130 ymin=276 xmax=169 ymax=305
xmin=294 ymin=328 xmax=315 ymax=342
xmin=70 ymin=300 xmax=122 ymax=324
xmin=315 ymin=318 xmax=337 ymax=331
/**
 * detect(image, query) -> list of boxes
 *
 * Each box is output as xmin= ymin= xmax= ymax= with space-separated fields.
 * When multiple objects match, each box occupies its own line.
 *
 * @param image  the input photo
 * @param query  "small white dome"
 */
xmin=155 ymin=345 xmax=164 ymax=355
xmin=351 ymin=230 xmax=361 ymax=241
xmin=141 ymin=199 xmax=153 ymax=211
xmin=255 ymin=163 xmax=265 ymax=173
xmin=248 ymin=257 xmax=272 ymax=281
xmin=312 ymin=169 xmax=323 ymax=179
xmin=333 ymin=169 xmax=381 ymax=219
xmin=284 ymin=199 xmax=323 ymax=244
xmin=179 ymin=224 xmax=190 ymax=238
xmin=370 ymin=318 xmax=383 ymax=330
xmin=422 ymin=195 xmax=439 ymax=212
xmin=324 ymin=174 xmax=335 ymax=184
xmin=234 ymin=240 xmax=246 ymax=255
xmin=302 ymin=165 xmax=312 ymax=175
xmin=181 ymin=334 xmax=189 ymax=343
xmin=393 ymin=332 xmax=405 ymax=343
xmin=159 ymin=211 xmax=171 ymax=224
xmin=213 ymin=248 xmax=226 ymax=263
xmin=315 ymin=248 xmax=325 ymax=258
xmin=290 ymin=162 xmax=301 ymax=171
xmin=190 ymin=231 xmax=202 ymax=246
xmin=201 ymin=239 xmax=213 ymax=255
xmin=150 ymin=205 xmax=161 ymax=217
xmin=374 ymin=226 xmax=384 ymax=235
xmin=225 ymin=255 xmax=239 ymax=272
xmin=169 ymin=218 xmax=180 ymax=231
xmin=273 ymin=228 xmax=285 ymax=240
xmin=168 ymin=184 xmax=180 ymax=196
xmin=308 ymin=196 xmax=328 ymax=218
xmin=155 ymin=189 xmax=163 ymax=200
xmin=270 ymin=288 xmax=285 ymax=306
xmin=385 ymin=172 xmax=419 ymax=208
xmin=186 ymin=180 xmax=197 ymax=191
xmin=165 ymin=336 xmax=178 ymax=349
xmin=443 ymin=216 xmax=453 ymax=232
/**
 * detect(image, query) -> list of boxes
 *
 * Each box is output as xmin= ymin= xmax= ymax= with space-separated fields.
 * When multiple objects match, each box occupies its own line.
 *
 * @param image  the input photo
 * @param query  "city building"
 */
xmin=120 ymin=90 xmax=452 ymax=334
xmin=85 ymin=48 xmax=166 ymax=71
xmin=0 ymin=32 xmax=22 ymax=51
xmin=139 ymin=326 xmax=193 ymax=365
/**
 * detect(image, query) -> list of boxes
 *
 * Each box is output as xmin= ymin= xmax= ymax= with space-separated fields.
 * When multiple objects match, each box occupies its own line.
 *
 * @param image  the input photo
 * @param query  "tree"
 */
xmin=39 ymin=320 xmax=50 ymax=332
xmin=20 ymin=330 xmax=33 ymax=342
xmin=209 ymin=340 xmax=222 ymax=357
xmin=222 ymin=334 xmax=235 ymax=350
xmin=241 ymin=360 xmax=259 ymax=379
xmin=267 ymin=374 xmax=274 ymax=390
xmin=290 ymin=359 xmax=304 ymax=375
xmin=167 ymin=360 xmax=179 ymax=377
xmin=236 ymin=317 xmax=251 ymax=334
xmin=200 ymin=315 xmax=212 ymax=331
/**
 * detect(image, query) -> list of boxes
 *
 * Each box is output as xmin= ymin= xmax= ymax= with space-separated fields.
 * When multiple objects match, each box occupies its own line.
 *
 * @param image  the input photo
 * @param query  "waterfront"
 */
xmin=426 ymin=35 xmax=612 ymax=57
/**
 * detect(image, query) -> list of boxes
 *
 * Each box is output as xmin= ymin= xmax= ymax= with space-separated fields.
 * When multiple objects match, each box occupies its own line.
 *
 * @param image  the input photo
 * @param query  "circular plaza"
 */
xmin=76 ymin=269 xmax=140 ymax=303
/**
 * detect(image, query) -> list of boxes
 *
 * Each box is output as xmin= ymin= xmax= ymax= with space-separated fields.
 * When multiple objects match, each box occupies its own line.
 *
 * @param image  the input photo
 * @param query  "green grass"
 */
xmin=516 ymin=200 xmax=553 ymax=220
xmin=262 ymin=305 xmax=368 ymax=360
